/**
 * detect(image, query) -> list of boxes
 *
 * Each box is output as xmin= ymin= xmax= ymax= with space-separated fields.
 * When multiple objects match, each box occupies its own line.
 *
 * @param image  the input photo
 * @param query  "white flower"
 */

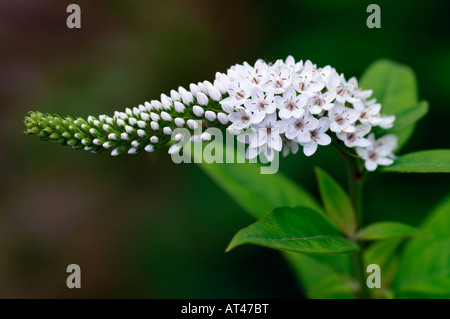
xmin=353 ymin=101 xmax=383 ymax=126
xmin=308 ymin=90 xmax=336 ymax=115
xmin=228 ymin=106 xmax=253 ymax=131
xmin=356 ymin=133 xmax=397 ymax=171
xmin=249 ymin=113 xmax=287 ymax=150
xmin=332 ymin=74 xmax=356 ymax=104
xmin=282 ymin=137 xmax=299 ymax=157
xmin=262 ymin=60 xmax=293 ymax=94
xmin=337 ymin=124 xmax=372 ymax=148
xmin=378 ymin=114 xmax=396 ymax=129
xmin=274 ymin=87 xmax=308 ymax=119
xmin=346 ymin=77 xmax=373 ymax=100
xmin=293 ymin=66 xmax=325 ymax=93
xmin=301 ymin=117 xmax=332 ymax=156
xmin=243 ymin=59 xmax=269 ymax=86
xmin=329 ymin=103 xmax=360 ymax=133
xmin=284 ymin=111 xmax=319 ymax=143
xmin=239 ymin=113 xmax=287 ymax=161
xmin=243 ymin=87 xmax=276 ymax=124
xmin=374 ymin=133 xmax=397 ymax=150
xmin=221 ymin=82 xmax=250 ymax=107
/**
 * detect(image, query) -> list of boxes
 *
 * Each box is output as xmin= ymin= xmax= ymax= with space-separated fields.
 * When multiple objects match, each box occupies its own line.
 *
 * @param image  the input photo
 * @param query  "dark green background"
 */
xmin=1 ymin=0 xmax=449 ymax=297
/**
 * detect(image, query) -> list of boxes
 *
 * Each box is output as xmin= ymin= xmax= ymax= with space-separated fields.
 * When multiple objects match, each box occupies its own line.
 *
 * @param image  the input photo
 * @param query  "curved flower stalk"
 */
xmin=24 ymin=56 xmax=397 ymax=171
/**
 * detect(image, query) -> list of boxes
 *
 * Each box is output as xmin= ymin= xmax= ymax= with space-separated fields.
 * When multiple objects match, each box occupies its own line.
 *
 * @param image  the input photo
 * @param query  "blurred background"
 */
xmin=1 ymin=0 xmax=449 ymax=298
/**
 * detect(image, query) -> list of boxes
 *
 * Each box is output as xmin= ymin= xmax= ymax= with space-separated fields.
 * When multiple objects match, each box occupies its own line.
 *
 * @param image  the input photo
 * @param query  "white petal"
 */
xmin=251 ymin=111 xmax=266 ymax=124
xmin=270 ymin=133 xmax=283 ymax=151
xmin=303 ymin=142 xmax=318 ymax=157
xmin=365 ymin=160 xmax=377 ymax=171
xmin=315 ymin=134 xmax=331 ymax=146
xmin=377 ymin=157 xmax=394 ymax=166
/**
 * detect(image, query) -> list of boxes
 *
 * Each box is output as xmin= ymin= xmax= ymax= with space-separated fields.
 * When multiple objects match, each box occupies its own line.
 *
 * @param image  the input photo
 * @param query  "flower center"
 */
xmin=347 ymin=133 xmax=355 ymax=141
xmin=287 ymin=103 xmax=296 ymax=110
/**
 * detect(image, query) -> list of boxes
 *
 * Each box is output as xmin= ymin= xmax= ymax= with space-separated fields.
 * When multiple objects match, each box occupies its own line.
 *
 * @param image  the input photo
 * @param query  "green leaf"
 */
xmin=374 ymin=101 xmax=428 ymax=150
xmin=315 ymin=167 xmax=357 ymax=236
xmin=360 ymin=59 xmax=418 ymax=115
xmin=226 ymin=206 xmax=359 ymax=254
xmin=364 ymin=238 xmax=403 ymax=269
xmin=307 ymin=273 xmax=358 ymax=299
xmin=196 ymin=141 xmax=323 ymax=220
xmin=356 ymin=222 xmax=427 ymax=241
xmin=195 ymin=141 xmax=355 ymax=297
xmin=360 ymin=59 xmax=421 ymax=150
xmin=201 ymin=162 xmax=323 ymax=219
xmin=392 ymin=125 xmax=416 ymax=151
xmin=384 ymin=101 xmax=428 ymax=133
xmin=394 ymin=193 xmax=450 ymax=298
xmin=283 ymin=252 xmax=356 ymax=298
xmin=382 ymin=150 xmax=450 ymax=173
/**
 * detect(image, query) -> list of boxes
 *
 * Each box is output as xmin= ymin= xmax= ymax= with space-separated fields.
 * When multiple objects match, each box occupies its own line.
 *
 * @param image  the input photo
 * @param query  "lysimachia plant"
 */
xmin=24 ymin=57 xmax=450 ymax=298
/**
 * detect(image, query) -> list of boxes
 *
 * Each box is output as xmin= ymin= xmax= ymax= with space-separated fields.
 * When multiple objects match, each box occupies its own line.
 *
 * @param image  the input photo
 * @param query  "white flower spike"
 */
xmin=25 ymin=56 xmax=397 ymax=171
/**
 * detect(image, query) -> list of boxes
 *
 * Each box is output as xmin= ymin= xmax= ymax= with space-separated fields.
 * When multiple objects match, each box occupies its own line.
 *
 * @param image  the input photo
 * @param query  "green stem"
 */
xmin=352 ymin=249 xmax=371 ymax=299
xmin=346 ymin=156 xmax=371 ymax=299
xmin=346 ymin=157 xmax=364 ymax=227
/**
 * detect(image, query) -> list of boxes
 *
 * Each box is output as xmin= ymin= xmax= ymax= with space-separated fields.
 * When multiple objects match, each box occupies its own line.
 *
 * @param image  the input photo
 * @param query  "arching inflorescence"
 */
xmin=24 ymin=56 xmax=397 ymax=171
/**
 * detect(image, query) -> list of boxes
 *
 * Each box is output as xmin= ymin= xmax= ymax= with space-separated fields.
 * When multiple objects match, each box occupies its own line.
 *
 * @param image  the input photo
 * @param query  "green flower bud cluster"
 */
xmin=24 ymin=81 xmax=230 ymax=156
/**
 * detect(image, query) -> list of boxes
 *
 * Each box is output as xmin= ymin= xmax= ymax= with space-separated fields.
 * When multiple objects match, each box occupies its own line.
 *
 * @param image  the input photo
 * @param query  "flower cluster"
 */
xmin=217 ymin=56 xmax=397 ymax=171
xmin=24 ymin=56 xmax=397 ymax=171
